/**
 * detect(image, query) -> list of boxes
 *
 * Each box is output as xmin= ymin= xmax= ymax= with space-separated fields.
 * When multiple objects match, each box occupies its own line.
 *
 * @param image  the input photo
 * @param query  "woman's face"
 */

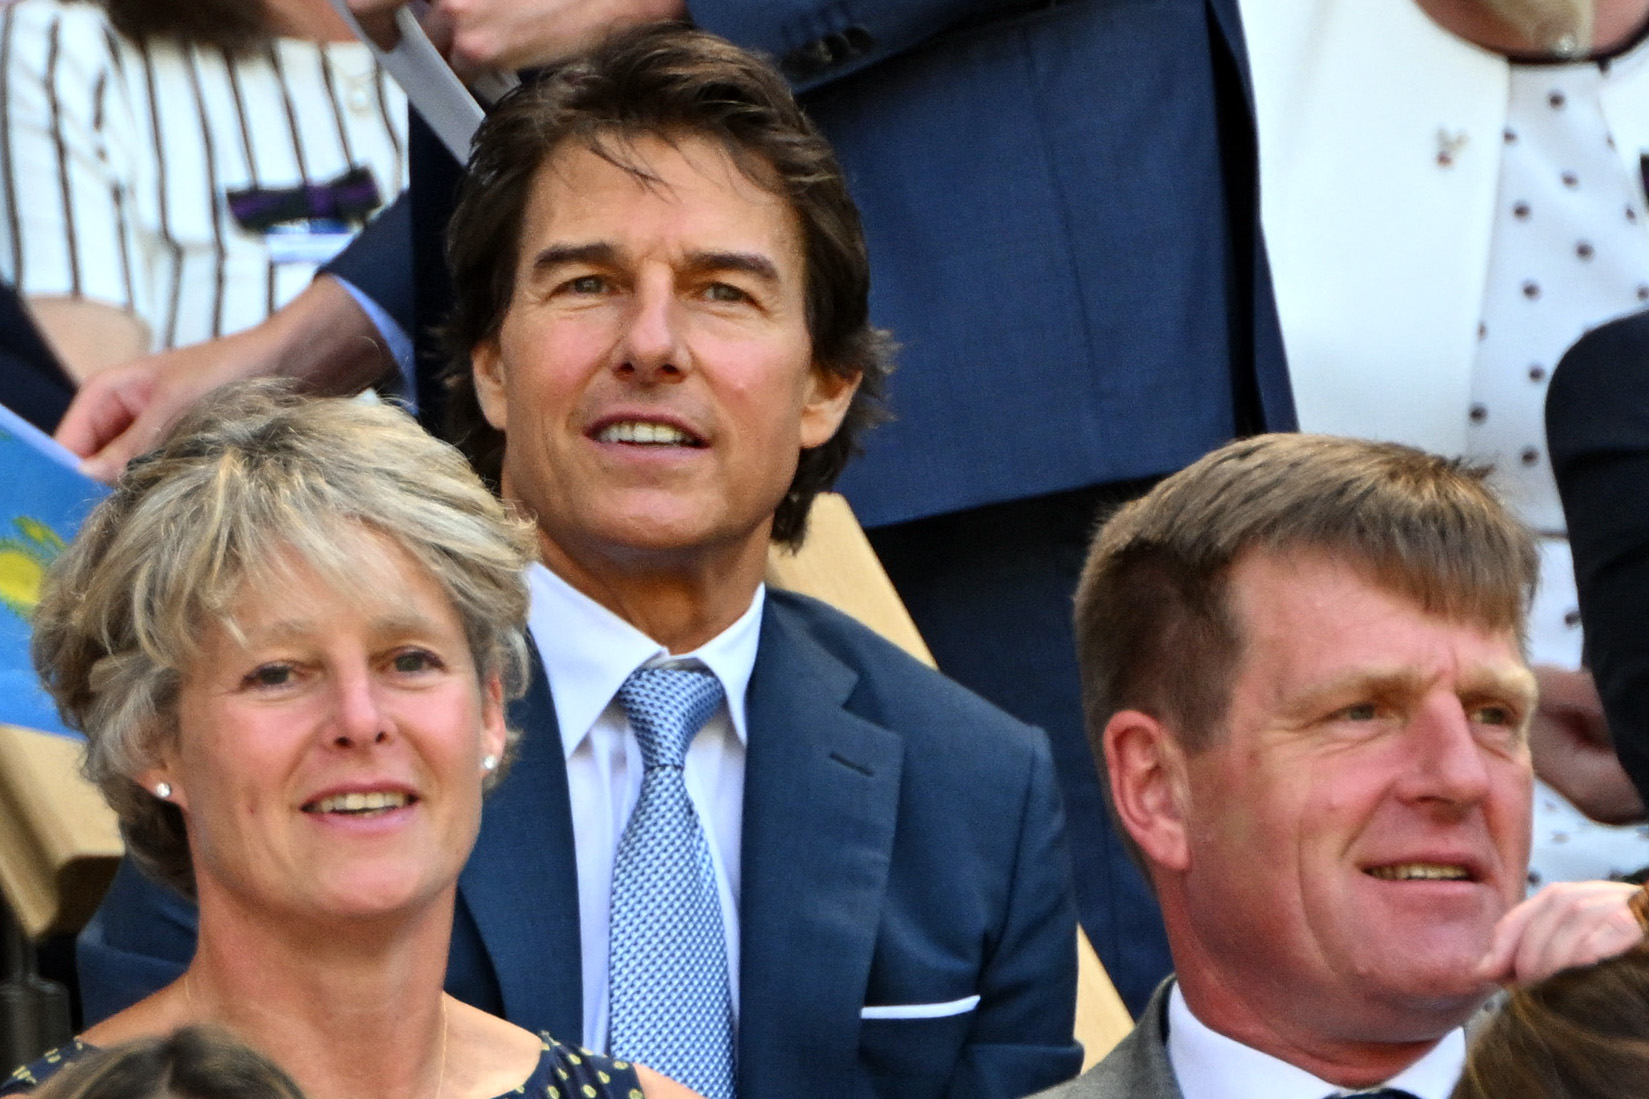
xmin=143 ymin=535 xmax=507 ymax=925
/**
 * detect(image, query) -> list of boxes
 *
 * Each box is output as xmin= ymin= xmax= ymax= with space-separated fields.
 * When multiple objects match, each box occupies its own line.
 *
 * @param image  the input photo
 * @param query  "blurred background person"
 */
xmin=1550 ymin=309 xmax=1649 ymax=817
xmin=1242 ymin=0 xmax=1649 ymax=878
xmin=13 ymin=385 xmax=695 ymax=1099
xmin=10 ymin=1026 xmax=307 ymax=1099
xmin=0 ymin=0 xmax=407 ymax=386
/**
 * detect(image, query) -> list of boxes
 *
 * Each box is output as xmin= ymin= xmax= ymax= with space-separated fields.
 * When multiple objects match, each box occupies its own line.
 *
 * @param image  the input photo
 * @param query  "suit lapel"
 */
xmin=459 ymin=644 xmax=584 ymax=1039
xmin=738 ymin=599 xmax=905 ymax=1097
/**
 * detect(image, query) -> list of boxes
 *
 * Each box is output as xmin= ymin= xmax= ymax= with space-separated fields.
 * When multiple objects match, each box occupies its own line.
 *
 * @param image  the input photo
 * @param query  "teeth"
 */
xmin=308 ymin=791 xmax=410 ymax=814
xmin=1366 ymin=863 xmax=1470 ymax=881
xmin=597 ymin=421 xmax=694 ymax=445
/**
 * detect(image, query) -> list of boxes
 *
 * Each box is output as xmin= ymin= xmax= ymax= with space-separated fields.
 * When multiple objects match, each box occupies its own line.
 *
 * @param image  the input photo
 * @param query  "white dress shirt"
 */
xmin=526 ymin=562 xmax=762 ymax=1053
xmin=1165 ymin=983 xmax=1466 ymax=1099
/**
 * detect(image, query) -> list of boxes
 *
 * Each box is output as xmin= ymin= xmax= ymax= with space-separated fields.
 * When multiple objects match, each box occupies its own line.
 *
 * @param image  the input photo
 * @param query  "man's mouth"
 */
xmin=594 ymin=420 xmax=705 ymax=447
xmin=1364 ymin=862 xmax=1473 ymax=881
xmin=303 ymin=791 xmax=413 ymax=817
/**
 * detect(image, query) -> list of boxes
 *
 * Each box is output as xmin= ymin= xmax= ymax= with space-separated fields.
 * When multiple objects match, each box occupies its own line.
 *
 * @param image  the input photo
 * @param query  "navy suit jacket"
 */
xmin=328 ymin=0 xmax=1294 ymax=526
xmin=79 ymin=591 xmax=1082 ymax=1098
xmin=1548 ymin=309 xmax=1649 ymax=805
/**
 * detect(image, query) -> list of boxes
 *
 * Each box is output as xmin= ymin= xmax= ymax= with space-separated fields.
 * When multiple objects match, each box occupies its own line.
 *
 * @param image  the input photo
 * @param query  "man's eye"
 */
xmin=1471 ymin=704 xmax=1514 ymax=726
xmin=563 ymin=275 xmax=606 ymax=294
xmin=1336 ymin=702 xmax=1379 ymax=721
xmin=703 ymin=282 xmax=749 ymax=303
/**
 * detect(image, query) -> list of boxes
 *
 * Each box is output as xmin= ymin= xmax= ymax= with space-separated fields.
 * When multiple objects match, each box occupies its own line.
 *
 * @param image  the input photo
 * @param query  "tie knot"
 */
xmin=616 ymin=665 xmax=725 ymax=769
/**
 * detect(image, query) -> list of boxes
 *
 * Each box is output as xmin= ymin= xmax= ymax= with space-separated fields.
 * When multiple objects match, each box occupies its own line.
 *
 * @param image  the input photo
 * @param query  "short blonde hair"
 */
xmin=31 ymin=382 xmax=536 ymax=897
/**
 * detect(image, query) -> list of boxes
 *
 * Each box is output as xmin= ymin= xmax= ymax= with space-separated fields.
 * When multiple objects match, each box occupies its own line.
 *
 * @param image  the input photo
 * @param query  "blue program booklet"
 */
xmin=0 ymin=403 xmax=107 ymax=737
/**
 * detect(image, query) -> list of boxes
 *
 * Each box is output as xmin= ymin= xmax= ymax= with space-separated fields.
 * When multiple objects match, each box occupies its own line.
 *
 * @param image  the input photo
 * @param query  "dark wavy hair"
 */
xmin=439 ymin=23 xmax=891 ymax=547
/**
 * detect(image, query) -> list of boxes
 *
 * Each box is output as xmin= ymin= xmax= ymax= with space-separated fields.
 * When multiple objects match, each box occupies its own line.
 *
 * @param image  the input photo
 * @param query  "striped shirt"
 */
xmin=0 ymin=0 xmax=407 ymax=351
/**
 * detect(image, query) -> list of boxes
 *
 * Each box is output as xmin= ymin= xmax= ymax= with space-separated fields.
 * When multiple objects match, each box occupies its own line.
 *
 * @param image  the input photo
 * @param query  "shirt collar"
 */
xmin=1167 ymin=983 xmax=1466 ymax=1099
xmin=525 ymin=562 xmax=763 ymax=758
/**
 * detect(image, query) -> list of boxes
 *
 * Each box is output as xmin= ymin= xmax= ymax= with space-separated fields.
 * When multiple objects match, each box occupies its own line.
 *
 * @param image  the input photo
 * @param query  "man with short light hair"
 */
xmin=1037 ymin=432 xmax=1645 ymax=1099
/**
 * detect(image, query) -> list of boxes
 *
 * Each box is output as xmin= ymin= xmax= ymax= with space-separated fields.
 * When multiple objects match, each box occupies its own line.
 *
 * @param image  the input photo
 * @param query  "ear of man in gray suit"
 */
xmin=1035 ymin=433 xmax=1648 ymax=1099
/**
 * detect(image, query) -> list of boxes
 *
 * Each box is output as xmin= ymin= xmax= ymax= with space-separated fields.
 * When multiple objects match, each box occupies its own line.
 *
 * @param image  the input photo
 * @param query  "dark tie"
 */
xmin=607 ymin=665 xmax=736 ymax=1099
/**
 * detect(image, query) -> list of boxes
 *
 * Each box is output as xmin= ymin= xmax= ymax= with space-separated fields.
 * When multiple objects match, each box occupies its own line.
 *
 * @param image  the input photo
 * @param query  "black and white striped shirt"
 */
xmin=0 ymin=0 xmax=407 ymax=351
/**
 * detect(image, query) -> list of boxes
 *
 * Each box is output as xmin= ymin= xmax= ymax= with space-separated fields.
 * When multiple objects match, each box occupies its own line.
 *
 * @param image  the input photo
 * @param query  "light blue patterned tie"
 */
xmin=608 ymin=665 xmax=736 ymax=1099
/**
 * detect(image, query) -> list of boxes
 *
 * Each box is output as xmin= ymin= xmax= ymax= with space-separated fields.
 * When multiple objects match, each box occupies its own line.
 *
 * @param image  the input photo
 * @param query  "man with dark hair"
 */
xmin=61 ymin=0 xmax=1291 ymax=1008
xmin=1038 ymin=432 xmax=1645 ymax=1099
xmin=76 ymin=27 xmax=1082 ymax=1099
xmin=433 ymin=27 xmax=890 ymax=547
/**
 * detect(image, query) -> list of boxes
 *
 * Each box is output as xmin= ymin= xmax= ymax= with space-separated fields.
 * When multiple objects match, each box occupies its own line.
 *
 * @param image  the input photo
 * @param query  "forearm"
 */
xmin=25 ymin=296 xmax=150 ymax=385
xmin=253 ymin=274 xmax=395 ymax=394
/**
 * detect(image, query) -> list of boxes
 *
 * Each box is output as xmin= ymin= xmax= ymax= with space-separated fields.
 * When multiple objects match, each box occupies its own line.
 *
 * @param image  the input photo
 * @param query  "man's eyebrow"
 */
xmin=527 ymin=242 xmax=620 ymax=277
xmin=681 ymin=250 xmax=781 ymax=284
xmin=1283 ymin=663 xmax=1538 ymax=717
xmin=1285 ymin=668 xmax=1428 ymax=715
xmin=1458 ymin=664 xmax=1539 ymax=709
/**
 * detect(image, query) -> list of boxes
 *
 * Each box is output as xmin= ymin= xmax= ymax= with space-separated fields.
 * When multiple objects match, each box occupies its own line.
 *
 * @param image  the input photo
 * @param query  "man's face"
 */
xmin=473 ymin=134 xmax=857 ymax=581
xmin=1173 ymin=550 xmax=1535 ymax=1052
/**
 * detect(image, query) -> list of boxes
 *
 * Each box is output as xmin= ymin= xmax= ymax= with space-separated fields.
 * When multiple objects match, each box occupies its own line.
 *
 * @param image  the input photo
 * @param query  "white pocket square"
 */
xmin=860 ymin=994 xmax=981 ymax=1020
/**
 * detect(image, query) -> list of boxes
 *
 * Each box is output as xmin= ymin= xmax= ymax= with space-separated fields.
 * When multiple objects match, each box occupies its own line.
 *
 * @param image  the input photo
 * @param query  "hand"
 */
xmin=55 ymin=277 xmax=390 ymax=482
xmin=1477 ymin=880 xmax=1643 ymax=985
xmin=1528 ymin=665 xmax=1645 ymax=824
xmin=429 ymin=0 xmax=688 ymax=76
xmin=56 ymin=331 xmax=271 ymax=482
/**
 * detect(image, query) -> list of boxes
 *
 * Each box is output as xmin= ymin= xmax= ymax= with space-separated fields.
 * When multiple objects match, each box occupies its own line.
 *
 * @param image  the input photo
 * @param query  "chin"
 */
xmin=1365 ymin=961 xmax=1496 ymax=1031
xmin=307 ymin=869 xmax=449 ymax=919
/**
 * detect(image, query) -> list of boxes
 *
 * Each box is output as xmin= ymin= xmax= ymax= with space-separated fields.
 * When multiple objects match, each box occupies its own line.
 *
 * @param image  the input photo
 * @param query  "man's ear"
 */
xmin=471 ymin=340 xmax=510 ymax=432
xmin=1104 ymin=709 xmax=1191 ymax=872
xmin=798 ymin=366 xmax=861 ymax=449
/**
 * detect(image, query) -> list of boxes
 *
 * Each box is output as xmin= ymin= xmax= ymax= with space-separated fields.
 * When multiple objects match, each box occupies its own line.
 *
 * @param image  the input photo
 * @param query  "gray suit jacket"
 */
xmin=1032 ymin=981 xmax=1182 ymax=1099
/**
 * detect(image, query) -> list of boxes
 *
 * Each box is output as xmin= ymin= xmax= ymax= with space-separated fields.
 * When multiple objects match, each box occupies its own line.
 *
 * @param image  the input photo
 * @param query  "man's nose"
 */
xmin=1401 ymin=695 xmax=1493 ymax=808
xmin=617 ymin=275 xmax=686 ymax=380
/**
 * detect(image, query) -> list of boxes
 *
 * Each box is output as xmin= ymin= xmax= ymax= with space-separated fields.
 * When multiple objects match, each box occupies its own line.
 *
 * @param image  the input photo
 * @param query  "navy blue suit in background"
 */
xmin=1549 ymin=309 xmax=1649 ymax=808
xmin=0 ymin=278 xmax=74 ymax=432
xmin=80 ymin=593 xmax=1082 ymax=1098
xmin=298 ymin=0 xmax=1293 ymax=1013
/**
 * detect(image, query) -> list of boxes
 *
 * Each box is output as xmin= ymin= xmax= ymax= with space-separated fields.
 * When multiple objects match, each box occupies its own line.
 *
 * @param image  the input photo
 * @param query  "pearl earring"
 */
xmin=481 ymin=755 xmax=498 ymax=774
xmin=154 ymin=782 xmax=172 ymax=799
